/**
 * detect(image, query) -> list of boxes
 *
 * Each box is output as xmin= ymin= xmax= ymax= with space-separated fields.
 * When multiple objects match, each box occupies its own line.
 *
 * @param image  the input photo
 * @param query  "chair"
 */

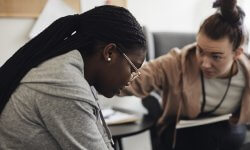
xmin=143 ymin=26 xmax=196 ymax=60
xmin=142 ymin=27 xmax=196 ymax=149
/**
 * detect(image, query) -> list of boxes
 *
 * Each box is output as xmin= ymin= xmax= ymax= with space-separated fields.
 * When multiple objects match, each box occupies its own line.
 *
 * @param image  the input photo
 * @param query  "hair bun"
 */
xmin=213 ymin=0 xmax=245 ymax=26
xmin=212 ymin=0 xmax=221 ymax=8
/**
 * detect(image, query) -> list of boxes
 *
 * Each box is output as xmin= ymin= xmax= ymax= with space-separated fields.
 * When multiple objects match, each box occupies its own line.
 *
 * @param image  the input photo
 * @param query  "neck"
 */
xmin=82 ymin=55 xmax=96 ymax=86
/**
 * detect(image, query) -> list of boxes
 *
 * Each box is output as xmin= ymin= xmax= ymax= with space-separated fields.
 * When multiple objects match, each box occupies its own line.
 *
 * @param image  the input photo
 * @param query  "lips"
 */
xmin=202 ymin=70 xmax=214 ymax=77
xmin=204 ymin=70 xmax=212 ymax=74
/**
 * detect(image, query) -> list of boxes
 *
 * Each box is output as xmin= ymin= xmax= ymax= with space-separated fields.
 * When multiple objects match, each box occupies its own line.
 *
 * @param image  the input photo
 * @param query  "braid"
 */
xmin=0 ymin=5 xmax=146 ymax=114
xmin=77 ymin=5 xmax=145 ymax=52
xmin=0 ymin=15 xmax=84 ymax=113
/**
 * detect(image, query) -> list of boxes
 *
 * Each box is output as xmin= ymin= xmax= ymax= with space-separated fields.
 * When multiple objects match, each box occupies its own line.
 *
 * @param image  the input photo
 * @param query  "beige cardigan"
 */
xmin=122 ymin=43 xmax=250 ymax=134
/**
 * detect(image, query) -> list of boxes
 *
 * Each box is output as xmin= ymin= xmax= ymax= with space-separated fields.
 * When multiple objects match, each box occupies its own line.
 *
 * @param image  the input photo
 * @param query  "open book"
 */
xmin=102 ymin=108 xmax=139 ymax=125
xmin=176 ymin=114 xmax=232 ymax=129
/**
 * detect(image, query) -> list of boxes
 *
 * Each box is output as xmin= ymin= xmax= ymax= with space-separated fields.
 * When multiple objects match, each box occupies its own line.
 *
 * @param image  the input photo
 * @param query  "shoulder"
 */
xmin=141 ymin=43 xmax=197 ymax=84
xmin=22 ymin=50 xmax=84 ymax=83
xmin=20 ymin=50 xmax=96 ymax=104
xmin=239 ymin=53 xmax=250 ymax=74
xmin=238 ymin=53 xmax=250 ymax=86
xmin=22 ymin=50 xmax=85 ymax=86
xmin=149 ymin=43 xmax=197 ymax=70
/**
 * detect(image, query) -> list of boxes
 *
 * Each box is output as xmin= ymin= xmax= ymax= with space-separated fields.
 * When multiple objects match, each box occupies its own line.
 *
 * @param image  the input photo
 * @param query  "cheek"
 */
xmin=213 ymin=63 xmax=225 ymax=72
xmin=196 ymin=52 xmax=203 ymax=67
xmin=112 ymin=63 xmax=131 ymax=87
xmin=120 ymin=66 xmax=131 ymax=84
xmin=213 ymin=59 xmax=232 ymax=73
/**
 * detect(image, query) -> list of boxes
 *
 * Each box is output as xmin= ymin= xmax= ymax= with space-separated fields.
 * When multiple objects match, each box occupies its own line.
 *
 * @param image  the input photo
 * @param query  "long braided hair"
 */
xmin=0 ymin=5 xmax=146 ymax=113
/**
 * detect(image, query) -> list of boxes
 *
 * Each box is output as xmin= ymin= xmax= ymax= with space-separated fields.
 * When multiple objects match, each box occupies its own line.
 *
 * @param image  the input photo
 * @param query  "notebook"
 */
xmin=176 ymin=114 xmax=232 ymax=129
xmin=102 ymin=108 xmax=139 ymax=125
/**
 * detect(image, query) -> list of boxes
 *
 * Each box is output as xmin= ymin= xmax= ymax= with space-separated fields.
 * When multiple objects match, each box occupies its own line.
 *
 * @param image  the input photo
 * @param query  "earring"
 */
xmin=107 ymin=58 xmax=111 ymax=61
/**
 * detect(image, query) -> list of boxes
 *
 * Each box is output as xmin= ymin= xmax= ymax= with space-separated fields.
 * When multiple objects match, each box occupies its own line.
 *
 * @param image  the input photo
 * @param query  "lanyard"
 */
xmin=90 ymin=86 xmax=114 ymax=147
xmin=199 ymin=63 xmax=234 ymax=117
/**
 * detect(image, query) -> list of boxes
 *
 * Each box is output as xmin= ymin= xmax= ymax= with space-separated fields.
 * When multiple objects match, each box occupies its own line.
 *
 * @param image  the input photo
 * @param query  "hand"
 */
xmin=229 ymin=116 xmax=239 ymax=125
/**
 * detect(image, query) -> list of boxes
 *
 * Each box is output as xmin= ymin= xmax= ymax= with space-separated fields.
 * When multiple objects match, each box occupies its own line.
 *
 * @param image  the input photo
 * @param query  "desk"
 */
xmin=109 ymin=115 xmax=155 ymax=150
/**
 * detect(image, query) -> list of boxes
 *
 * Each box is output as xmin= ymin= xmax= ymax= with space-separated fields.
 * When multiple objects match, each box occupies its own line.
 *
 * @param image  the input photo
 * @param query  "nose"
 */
xmin=201 ymin=56 xmax=212 ymax=69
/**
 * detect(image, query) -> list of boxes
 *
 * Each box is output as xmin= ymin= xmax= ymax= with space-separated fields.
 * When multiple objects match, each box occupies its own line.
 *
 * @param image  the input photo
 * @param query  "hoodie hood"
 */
xmin=21 ymin=50 xmax=97 ymax=107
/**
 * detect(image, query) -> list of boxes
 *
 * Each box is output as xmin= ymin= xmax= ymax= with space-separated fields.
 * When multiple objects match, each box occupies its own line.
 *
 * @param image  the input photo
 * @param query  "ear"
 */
xmin=102 ymin=43 xmax=118 ymax=62
xmin=233 ymin=47 xmax=243 ymax=60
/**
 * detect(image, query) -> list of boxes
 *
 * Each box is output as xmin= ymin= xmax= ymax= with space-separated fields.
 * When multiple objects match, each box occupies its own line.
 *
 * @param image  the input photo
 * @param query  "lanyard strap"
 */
xmin=90 ymin=86 xmax=114 ymax=147
xmin=199 ymin=63 xmax=234 ymax=117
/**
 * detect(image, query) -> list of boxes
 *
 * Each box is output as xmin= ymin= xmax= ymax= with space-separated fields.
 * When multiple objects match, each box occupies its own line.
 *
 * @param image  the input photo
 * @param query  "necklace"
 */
xmin=199 ymin=62 xmax=235 ymax=117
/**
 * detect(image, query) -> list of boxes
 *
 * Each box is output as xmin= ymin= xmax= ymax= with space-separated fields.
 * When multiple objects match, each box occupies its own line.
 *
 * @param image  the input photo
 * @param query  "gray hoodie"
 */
xmin=0 ymin=50 xmax=113 ymax=150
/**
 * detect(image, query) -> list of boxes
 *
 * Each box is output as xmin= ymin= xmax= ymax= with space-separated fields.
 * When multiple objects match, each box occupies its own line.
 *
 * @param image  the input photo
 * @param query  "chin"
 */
xmin=105 ymin=94 xmax=114 ymax=98
xmin=202 ymin=70 xmax=216 ymax=79
xmin=104 ymin=94 xmax=114 ymax=98
xmin=203 ymin=74 xmax=214 ymax=79
xmin=102 ymin=92 xmax=115 ymax=98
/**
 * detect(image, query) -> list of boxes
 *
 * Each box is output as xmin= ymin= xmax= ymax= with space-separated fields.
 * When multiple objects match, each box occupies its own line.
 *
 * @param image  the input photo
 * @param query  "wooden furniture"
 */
xmin=0 ymin=0 xmax=127 ymax=18
xmin=0 ymin=0 xmax=80 ymax=18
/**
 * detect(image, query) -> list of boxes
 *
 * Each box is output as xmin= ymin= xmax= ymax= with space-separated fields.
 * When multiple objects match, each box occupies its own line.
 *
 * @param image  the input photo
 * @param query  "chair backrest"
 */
xmin=143 ymin=26 xmax=196 ymax=60
xmin=153 ymin=32 xmax=196 ymax=58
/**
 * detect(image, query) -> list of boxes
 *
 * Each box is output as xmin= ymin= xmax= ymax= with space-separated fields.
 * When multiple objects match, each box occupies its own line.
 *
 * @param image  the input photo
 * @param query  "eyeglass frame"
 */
xmin=116 ymin=45 xmax=141 ymax=81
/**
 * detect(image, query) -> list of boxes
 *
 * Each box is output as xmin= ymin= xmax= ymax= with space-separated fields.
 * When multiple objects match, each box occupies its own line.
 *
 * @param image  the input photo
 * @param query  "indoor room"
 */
xmin=1 ymin=0 xmax=250 ymax=150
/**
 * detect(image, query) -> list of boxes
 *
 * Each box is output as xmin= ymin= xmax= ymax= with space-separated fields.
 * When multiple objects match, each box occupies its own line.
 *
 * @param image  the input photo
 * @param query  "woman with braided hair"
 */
xmin=0 ymin=5 xmax=146 ymax=150
xmin=121 ymin=0 xmax=249 ymax=150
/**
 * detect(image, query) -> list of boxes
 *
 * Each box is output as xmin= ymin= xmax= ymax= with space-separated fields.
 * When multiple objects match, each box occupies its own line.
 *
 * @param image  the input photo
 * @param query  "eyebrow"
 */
xmin=211 ymin=52 xmax=224 ymax=55
xmin=197 ymin=45 xmax=224 ymax=55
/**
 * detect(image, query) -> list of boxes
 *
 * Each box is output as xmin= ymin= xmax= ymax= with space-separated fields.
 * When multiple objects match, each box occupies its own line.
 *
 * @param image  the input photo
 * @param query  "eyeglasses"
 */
xmin=116 ymin=46 xmax=141 ymax=81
